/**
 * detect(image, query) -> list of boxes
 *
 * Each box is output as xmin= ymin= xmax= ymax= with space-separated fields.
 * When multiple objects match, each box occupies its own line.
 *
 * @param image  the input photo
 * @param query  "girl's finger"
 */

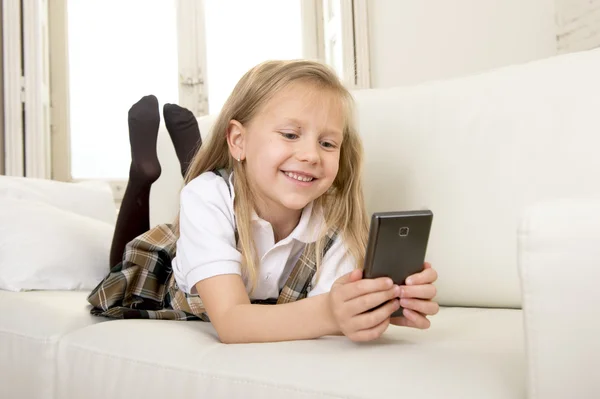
xmin=348 ymin=297 xmax=400 ymax=331
xmin=390 ymin=316 xmax=414 ymax=328
xmin=399 ymin=284 xmax=437 ymax=299
xmin=406 ymin=267 xmax=438 ymax=285
xmin=340 ymin=277 xmax=394 ymax=301
xmin=400 ymin=298 xmax=439 ymax=316
xmin=348 ymin=313 xmax=392 ymax=342
xmin=346 ymin=286 xmax=401 ymax=315
xmin=402 ymin=308 xmax=431 ymax=329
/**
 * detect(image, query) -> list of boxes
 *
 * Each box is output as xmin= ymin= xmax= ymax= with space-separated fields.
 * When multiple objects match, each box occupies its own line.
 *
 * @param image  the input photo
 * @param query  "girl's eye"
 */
xmin=281 ymin=132 xmax=298 ymax=140
xmin=321 ymin=141 xmax=337 ymax=149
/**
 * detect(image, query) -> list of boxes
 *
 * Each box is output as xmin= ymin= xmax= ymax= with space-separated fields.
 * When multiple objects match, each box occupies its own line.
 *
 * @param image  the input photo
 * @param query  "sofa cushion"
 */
xmin=56 ymin=307 xmax=524 ymax=399
xmin=0 ymin=291 xmax=105 ymax=399
xmin=0 ymin=197 xmax=114 ymax=292
xmin=0 ymin=175 xmax=117 ymax=225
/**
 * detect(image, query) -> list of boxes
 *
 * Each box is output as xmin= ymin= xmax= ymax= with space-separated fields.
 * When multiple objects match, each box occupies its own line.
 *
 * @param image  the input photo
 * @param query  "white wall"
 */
xmin=556 ymin=0 xmax=600 ymax=53
xmin=367 ymin=0 xmax=558 ymax=88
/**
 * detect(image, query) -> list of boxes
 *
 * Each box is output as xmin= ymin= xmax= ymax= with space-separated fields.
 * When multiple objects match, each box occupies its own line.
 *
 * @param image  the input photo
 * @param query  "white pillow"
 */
xmin=0 ymin=175 xmax=117 ymax=225
xmin=0 ymin=197 xmax=113 ymax=291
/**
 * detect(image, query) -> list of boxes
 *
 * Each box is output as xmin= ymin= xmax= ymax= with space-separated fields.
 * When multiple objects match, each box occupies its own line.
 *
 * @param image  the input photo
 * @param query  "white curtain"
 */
xmin=2 ymin=0 xmax=51 ymax=178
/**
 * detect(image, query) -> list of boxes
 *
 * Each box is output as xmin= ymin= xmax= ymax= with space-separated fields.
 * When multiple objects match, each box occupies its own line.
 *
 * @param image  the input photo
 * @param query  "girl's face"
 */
xmin=229 ymin=82 xmax=344 ymax=218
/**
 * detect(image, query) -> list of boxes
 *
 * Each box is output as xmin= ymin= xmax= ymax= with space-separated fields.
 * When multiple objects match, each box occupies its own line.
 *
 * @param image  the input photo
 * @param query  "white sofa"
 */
xmin=2 ymin=49 xmax=600 ymax=399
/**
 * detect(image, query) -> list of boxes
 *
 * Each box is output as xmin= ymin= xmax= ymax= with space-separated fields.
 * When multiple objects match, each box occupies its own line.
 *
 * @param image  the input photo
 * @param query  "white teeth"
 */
xmin=284 ymin=171 xmax=314 ymax=182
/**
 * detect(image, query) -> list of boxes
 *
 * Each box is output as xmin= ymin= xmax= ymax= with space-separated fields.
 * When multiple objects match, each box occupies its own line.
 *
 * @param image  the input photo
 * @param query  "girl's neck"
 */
xmin=254 ymin=201 xmax=302 ymax=243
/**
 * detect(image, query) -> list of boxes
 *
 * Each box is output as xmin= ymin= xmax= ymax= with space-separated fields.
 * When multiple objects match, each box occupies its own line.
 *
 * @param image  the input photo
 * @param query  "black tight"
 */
xmin=108 ymin=96 xmax=201 ymax=268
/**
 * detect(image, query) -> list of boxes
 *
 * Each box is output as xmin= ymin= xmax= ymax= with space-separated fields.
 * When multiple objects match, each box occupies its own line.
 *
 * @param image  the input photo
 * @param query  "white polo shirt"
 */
xmin=172 ymin=171 xmax=356 ymax=300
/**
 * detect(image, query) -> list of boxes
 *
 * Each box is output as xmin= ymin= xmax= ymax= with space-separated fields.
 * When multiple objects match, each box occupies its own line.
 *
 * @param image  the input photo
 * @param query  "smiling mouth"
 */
xmin=282 ymin=171 xmax=316 ymax=182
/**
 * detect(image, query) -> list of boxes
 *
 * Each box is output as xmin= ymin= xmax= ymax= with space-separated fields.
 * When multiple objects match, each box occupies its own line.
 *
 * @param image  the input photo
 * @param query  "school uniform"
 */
xmin=87 ymin=169 xmax=355 ymax=321
xmin=173 ymin=171 xmax=356 ymax=300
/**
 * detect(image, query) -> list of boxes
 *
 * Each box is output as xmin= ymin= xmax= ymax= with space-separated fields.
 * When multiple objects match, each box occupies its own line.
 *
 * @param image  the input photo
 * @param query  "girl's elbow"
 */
xmin=213 ymin=321 xmax=258 ymax=344
xmin=206 ymin=303 xmax=254 ymax=344
xmin=216 ymin=330 xmax=238 ymax=344
xmin=210 ymin=320 xmax=234 ymax=343
xmin=211 ymin=316 xmax=245 ymax=344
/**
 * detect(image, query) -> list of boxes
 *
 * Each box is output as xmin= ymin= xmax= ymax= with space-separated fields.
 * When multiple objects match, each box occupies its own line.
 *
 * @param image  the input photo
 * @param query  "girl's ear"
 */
xmin=226 ymin=120 xmax=246 ymax=161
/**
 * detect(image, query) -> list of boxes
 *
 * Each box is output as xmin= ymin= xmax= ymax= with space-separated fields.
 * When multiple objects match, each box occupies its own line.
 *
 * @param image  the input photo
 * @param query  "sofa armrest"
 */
xmin=518 ymin=199 xmax=600 ymax=399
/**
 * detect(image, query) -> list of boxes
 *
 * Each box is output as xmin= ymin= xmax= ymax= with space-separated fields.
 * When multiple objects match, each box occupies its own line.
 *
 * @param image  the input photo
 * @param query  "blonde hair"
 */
xmin=175 ymin=59 xmax=369 ymax=291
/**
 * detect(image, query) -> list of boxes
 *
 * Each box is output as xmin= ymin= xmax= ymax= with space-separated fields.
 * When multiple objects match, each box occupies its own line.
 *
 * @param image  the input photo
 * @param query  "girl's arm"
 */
xmin=196 ymin=271 xmax=401 ymax=344
xmin=177 ymin=175 xmax=339 ymax=342
xmin=195 ymin=275 xmax=339 ymax=343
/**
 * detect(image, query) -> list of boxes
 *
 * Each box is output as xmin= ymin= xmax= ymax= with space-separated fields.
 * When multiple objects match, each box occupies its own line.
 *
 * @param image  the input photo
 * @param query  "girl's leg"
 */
xmin=109 ymin=95 xmax=161 ymax=268
xmin=163 ymin=104 xmax=202 ymax=178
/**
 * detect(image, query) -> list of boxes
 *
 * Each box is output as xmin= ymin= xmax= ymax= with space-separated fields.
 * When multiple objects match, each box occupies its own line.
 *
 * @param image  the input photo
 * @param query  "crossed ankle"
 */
xmin=163 ymin=103 xmax=202 ymax=178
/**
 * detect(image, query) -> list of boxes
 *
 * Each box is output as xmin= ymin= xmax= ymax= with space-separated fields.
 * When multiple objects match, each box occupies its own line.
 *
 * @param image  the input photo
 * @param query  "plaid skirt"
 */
xmin=87 ymin=223 xmax=337 ymax=321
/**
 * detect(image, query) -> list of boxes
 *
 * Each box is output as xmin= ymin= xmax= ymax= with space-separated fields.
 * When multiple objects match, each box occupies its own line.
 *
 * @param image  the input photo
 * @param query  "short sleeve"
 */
xmin=172 ymin=172 xmax=242 ymax=294
xmin=307 ymin=235 xmax=357 ymax=297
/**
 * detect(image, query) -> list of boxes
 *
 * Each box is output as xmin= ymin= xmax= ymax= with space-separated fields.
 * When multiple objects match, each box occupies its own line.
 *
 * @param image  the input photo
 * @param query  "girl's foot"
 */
xmin=163 ymin=103 xmax=202 ymax=177
xmin=128 ymin=95 xmax=161 ymax=183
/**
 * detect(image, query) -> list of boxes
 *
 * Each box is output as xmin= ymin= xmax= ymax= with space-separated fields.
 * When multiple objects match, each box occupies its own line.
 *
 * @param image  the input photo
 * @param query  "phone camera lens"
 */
xmin=399 ymin=227 xmax=409 ymax=237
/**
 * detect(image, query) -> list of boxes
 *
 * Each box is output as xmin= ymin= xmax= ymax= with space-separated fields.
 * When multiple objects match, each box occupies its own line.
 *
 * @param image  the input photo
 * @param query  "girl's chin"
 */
xmin=278 ymin=196 xmax=315 ymax=211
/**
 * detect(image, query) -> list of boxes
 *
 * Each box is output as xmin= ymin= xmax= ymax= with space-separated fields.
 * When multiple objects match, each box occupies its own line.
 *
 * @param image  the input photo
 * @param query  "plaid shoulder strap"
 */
xmin=214 ymin=168 xmax=232 ymax=194
xmin=213 ymin=168 xmax=239 ymax=245
xmin=277 ymin=231 xmax=338 ymax=303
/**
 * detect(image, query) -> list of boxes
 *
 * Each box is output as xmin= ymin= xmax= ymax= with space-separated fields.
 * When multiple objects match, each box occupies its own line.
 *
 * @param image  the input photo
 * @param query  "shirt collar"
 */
xmin=252 ymin=200 xmax=324 ymax=244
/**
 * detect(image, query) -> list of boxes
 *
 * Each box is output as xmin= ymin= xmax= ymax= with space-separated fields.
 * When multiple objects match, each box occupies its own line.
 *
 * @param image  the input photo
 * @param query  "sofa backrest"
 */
xmin=152 ymin=49 xmax=600 ymax=309
xmin=352 ymin=48 xmax=600 ymax=308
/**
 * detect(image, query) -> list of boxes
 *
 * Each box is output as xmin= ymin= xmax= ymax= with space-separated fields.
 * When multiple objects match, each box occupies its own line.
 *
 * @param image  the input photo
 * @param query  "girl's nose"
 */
xmin=296 ymin=140 xmax=320 ymax=164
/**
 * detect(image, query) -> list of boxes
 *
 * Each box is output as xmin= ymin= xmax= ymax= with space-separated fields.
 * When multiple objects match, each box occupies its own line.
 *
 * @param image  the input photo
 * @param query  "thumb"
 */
xmin=335 ymin=268 xmax=363 ymax=285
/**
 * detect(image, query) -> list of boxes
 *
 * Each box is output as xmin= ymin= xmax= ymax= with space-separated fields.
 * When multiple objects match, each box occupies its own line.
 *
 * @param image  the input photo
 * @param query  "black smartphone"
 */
xmin=363 ymin=210 xmax=434 ymax=317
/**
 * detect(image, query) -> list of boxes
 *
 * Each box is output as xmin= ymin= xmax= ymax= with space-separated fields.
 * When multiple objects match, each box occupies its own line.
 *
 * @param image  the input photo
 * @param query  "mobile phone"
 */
xmin=363 ymin=210 xmax=433 ymax=317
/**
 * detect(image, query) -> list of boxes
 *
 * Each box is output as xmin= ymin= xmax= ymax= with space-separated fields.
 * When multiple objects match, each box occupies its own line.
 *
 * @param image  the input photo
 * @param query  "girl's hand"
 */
xmin=390 ymin=262 xmax=439 ymax=329
xmin=328 ymin=269 xmax=401 ymax=342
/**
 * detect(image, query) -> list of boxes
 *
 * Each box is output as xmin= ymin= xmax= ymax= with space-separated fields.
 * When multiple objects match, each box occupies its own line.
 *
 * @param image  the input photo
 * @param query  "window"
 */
xmin=203 ymin=0 xmax=304 ymax=113
xmin=47 ymin=0 xmax=369 ymax=200
xmin=65 ymin=0 xmax=307 ymax=182
xmin=67 ymin=0 xmax=179 ymax=180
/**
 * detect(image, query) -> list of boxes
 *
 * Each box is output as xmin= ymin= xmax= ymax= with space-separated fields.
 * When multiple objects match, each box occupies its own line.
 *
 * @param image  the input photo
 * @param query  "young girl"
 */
xmin=89 ymin=60 xmax=439 ymax=344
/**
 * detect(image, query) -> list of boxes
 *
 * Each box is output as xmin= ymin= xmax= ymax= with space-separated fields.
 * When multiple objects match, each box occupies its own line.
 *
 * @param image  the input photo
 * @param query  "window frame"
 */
xmin=319 ymin=0 xmax=370 ymax=89
xmin=3 ymin=0 xmax=25 ymax=177
xmin=3 ymin=0 xmax=52 ymax=179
